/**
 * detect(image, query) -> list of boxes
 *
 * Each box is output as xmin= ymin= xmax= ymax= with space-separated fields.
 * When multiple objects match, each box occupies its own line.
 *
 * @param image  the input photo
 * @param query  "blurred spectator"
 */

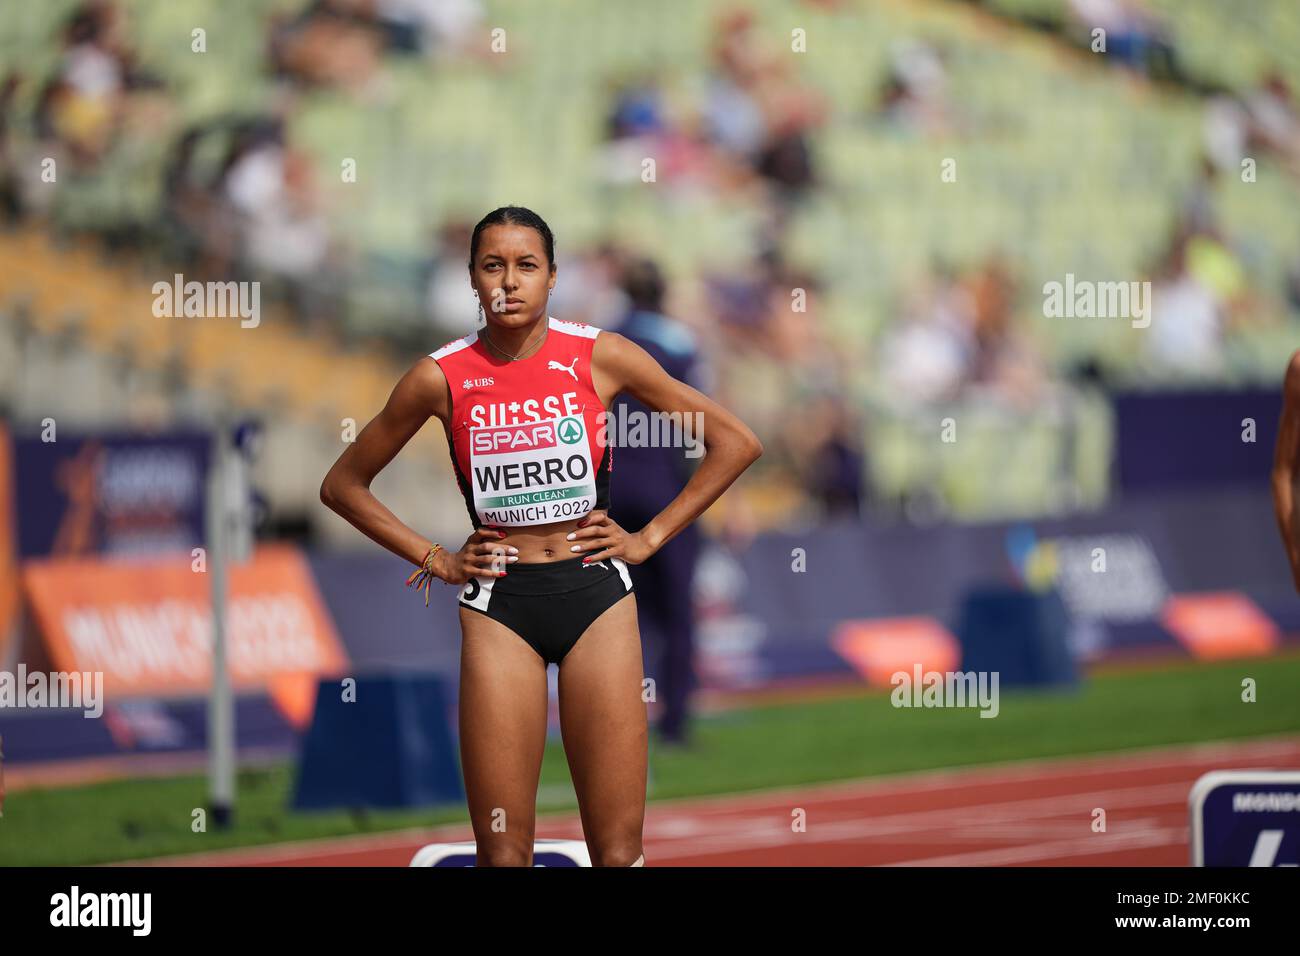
xmin=546 ymin=241 xmax=629 ymax=329
xmin=596 ymin=74 xmax=729 ymax=197
xmin=0 ymin=73 xmax=21 ymax=221
xmin=703 ymin=5 xmax=826 ymax=221
xmin=1201 ymin=71 xmax=1300 ymax=182
xmin=425 ymin=218 xmax=479 ymax=336
xmin=792 ymin=391 xmax=865 ymax=519
xmin=754 ymin=97 xmax=819 ymax=200
xmin=701 ymin=41 xmax=766 ymax=160
xmin=1243 ymin=70 xmax=1300 ymax=178
xmin=1066 ymin=0 xmax=1181 ymax=80
xmin=36 ymin=0 xmax=138 ymax=165
xmin=875 ymin=38 xmax=954 ymax=137
xmin=962 ymin=256 xmax=1045 ymax=408
xmin=606 ymin=73 xmax=669 ymax=141
xmin=702 ymin=251 xmax=776 ymax=341
xmin=370 ymin=0 xmax=486 ymax=58
xmin=878 ymin=258 xmax=1045 ymax=409
xmin=160 ymin=124 xmax=226 ymax=269
xmin=1202 ymin=94 xmax=1250 ymax=175
xmin=719 ymin=265 xmax=863 ymax=524
xmin=1146 ymin=233 xmax=1226 ymax=375
xmin=211 ymin=117 xmax=340 ymax=321
xmin=269 ymin=2 xmax=386 ymax=93
xmin=1179 ymin=153 xmax=1221 ymax=239
xmin=768 ymin=291 xmax=867 ymax=520
xmin=1186 ymin=232 xmax=1249 ymax=312
xmin=877 ymin=265 xmax=975 ymax=405
xmin=595 ymin=6 xmax=826 ymax=235
xmin=1286 ymin=250 xmax=1300 ymax=314
xmin=609 ymin=257 xmax=708 ymax=744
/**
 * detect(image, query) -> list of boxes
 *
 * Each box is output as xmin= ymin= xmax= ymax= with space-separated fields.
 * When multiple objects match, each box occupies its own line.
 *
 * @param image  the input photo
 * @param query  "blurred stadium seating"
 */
xmin=1 ymin=0 xmax=1298 ymax=531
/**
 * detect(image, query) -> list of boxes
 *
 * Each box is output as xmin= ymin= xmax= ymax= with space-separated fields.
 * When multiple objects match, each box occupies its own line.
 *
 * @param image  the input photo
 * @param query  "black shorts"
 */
xmin=456 ymin=554 xmax=636 ymax=665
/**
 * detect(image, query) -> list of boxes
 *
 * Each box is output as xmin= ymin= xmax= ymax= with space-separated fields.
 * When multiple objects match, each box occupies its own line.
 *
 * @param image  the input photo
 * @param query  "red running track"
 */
xmin=125 ymin=735 xmax=1300 ymax=867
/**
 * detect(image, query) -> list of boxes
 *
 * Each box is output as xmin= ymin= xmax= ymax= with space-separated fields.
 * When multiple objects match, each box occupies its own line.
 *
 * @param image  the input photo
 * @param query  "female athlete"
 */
xmin=319 ymin=206 xmax=763 ymax=866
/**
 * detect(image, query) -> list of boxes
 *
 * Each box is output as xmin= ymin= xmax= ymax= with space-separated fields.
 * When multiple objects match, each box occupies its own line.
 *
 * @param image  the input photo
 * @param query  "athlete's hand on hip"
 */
xmin=567 ymin=510 xmax=654 ymax=565
xmin=440 ymin=527 xmax=517 ymax=583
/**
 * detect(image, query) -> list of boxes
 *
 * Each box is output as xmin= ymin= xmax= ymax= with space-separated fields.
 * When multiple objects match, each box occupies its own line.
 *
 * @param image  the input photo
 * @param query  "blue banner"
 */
xmin=13 ymin=430 xmax=209 ymax=558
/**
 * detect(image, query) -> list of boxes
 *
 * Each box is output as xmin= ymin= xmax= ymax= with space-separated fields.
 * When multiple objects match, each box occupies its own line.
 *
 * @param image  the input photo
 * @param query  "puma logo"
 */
xmin=581 ymin=559 xmax=609 ymax=571
xmin=548 ymin=357 xmax=579 ymax=382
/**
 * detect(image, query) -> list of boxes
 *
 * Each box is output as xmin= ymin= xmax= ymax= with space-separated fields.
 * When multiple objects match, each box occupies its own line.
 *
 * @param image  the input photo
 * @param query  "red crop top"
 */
xmin=430 ymin=316 xmax=613 ymax=529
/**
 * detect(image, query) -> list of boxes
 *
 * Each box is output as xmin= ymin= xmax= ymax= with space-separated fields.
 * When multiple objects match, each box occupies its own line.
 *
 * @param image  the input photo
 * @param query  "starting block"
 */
xmin=410 ymin=839 xmax=591 ymax=867
xmin=1189 ymin=770 xmax=1300 ymax=866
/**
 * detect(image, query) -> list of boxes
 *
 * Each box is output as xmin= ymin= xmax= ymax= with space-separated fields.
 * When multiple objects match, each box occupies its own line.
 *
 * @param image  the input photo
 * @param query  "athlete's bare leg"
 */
xmin=458 ymin=607 xmax=550 ymax=866
xmin=557 ymin=592 xmax=648 ymax=866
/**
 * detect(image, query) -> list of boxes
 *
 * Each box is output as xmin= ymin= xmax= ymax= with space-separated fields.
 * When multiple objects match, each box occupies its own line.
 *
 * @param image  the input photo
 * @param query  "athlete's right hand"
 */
xmin=437 ymin=527 xmax=518 ymax=584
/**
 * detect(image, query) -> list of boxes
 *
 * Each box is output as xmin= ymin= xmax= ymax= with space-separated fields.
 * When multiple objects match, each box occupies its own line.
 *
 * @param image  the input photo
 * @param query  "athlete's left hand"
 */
xmin=567 ymin=510 xmax=655 ymax=565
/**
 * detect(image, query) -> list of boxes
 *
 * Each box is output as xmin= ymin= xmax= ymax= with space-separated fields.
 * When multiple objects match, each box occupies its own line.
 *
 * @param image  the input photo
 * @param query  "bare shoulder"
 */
xmin=592 ymin=329 xmax=654 ymax=382
xmin=395 ymin=354 xmax=451 ymax=423
xmin=592 ymin=327 xmax=630 ymax=361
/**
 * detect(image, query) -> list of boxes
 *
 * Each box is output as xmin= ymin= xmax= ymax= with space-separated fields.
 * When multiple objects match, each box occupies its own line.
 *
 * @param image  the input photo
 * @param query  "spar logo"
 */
xmin=473 ymin=422 xmax=557 ymax=455
xmin=557 ymin=417 xmax=583 ymax=444
xmin=472 ymin=417 xmax=584 ymax=455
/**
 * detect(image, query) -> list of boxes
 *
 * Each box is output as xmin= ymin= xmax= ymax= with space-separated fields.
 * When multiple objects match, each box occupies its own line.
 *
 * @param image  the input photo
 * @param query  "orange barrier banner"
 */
xmin=21 ymin=544 xmax=350 ymax=700
xmin=1160 ymin=592 xmax=1280 ymax=661
xmin=831 ymin=616 xmax=962 ymax=686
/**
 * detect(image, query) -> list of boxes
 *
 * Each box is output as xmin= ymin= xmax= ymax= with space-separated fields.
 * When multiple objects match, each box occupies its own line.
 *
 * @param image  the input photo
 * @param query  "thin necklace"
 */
xmin=481 ymin=321 xmax=547 ymax=361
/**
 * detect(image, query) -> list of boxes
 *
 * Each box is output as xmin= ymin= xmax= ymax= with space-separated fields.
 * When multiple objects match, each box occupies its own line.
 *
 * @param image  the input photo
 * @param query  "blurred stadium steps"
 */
xmin=0 ymin=226 xmax=459 ymax=544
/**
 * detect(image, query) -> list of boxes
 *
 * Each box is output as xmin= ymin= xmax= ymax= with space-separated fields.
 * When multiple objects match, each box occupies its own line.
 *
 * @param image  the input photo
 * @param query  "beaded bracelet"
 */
xmin=405 ymin=544 xmax=445 ymax=606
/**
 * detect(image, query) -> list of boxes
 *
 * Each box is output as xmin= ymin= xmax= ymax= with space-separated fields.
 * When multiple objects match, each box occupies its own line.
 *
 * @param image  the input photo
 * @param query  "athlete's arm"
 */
xmin=593 ymin=331 xmax=763 ymax=555
xmin=320 ymin=357 xmax=448 ymax=567
xmin=1272 ymin=349 xmax=1300 ymax=592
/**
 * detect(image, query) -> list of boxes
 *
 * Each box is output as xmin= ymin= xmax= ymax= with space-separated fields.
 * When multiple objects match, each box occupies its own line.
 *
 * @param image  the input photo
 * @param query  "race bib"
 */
xmin=469 ymin=414 xmax=596 ymax=526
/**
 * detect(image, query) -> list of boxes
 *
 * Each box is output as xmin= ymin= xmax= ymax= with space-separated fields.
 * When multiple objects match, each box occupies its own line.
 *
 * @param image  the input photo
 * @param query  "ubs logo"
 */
xmin=462 ymin=377 xmax=495 ymax=389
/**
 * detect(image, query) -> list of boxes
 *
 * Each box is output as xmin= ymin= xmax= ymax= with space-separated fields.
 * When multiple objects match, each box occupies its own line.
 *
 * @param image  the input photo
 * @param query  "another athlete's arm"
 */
xmin=1272 ymin=349 xmax=1300 ymax=592
xmin=592 ymin=331 xmax=763 ymax=557
xmin=319 ymin=357 xmax=507 ymax=584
